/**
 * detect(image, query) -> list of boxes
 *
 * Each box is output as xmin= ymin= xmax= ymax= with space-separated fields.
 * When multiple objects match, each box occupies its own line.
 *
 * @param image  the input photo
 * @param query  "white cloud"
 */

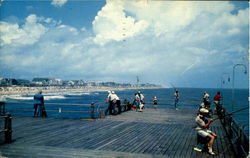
xmin=92 ymin=0 xmax=148 ymax=45
xmin=0 ymin=1 xmax=248 ymax=88
xmin=51 ymin=0 xmax=68 ymax=7
xmin=0 ymin=14 xmax=48 ymax=46
xmin=92 ymin=1 xmax=241 ymax=45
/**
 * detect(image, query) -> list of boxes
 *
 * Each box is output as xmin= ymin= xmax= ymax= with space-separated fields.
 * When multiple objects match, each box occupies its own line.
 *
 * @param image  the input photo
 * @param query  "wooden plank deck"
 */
xmin=0 ymin=108 xmax=235 ymax=158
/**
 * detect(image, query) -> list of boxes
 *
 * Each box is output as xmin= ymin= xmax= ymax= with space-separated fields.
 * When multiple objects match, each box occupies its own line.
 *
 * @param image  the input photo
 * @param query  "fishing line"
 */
xmin=213 ymin=106 xmax=249 ymax=121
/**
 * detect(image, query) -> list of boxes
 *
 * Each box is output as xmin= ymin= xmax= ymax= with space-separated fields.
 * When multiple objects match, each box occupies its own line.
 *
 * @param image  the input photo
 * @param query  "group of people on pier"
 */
xmin=193 ymin=91 xmax=223 ymax=155
xmin=133 ymin=91 xmax=145 ymax=112
xmin=105 ymin=90 xmax=146 ymax=115
xmin=105 ymin=89 xmax=183 ymax=115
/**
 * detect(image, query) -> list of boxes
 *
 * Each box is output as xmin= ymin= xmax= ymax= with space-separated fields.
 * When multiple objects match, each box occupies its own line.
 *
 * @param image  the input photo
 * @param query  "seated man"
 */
xmin=194 ymin=108 xmax=217 ymax=155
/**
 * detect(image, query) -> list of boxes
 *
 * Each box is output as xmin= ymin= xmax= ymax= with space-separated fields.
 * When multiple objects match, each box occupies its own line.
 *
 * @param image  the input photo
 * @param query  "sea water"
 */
xmin=3 ymin=88 xmax=249 ymax=135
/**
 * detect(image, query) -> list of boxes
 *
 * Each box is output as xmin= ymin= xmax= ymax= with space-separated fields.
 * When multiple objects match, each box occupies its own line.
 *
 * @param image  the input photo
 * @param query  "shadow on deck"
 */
xmin=0 ymin=108 xmax=235 ymax=158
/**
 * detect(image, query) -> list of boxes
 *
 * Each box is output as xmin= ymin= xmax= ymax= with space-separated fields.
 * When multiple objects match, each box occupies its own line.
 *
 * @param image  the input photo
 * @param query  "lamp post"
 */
xmin=232 ymin=64 xmax=247 ymax=111
xmin=220 ymin=73 xmax=230 ymax=105
xmin=220 ymin=73 xmax=230 ymax=89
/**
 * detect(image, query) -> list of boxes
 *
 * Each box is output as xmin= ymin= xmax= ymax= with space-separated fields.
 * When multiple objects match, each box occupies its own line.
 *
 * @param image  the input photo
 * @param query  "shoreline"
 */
xmin=0 ymin=86 xmax=164 ymax=96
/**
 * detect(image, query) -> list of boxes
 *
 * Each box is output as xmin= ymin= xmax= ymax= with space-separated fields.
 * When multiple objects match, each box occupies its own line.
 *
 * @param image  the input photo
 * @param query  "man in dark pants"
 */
xmin=106 ymin=91 xmax=113 ymax=115
xmin=174 ymin=90 xmax=180 ymax=110
xmin=33 ymin=90 xmax=44 ymax=117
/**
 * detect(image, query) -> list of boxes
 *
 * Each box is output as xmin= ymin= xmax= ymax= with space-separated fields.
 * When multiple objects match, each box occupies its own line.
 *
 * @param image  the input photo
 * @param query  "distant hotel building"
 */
xmin=32 ymin=78 xmax=63 ymax=86
xmin=0 ymin=77 xmax=160 ymax=88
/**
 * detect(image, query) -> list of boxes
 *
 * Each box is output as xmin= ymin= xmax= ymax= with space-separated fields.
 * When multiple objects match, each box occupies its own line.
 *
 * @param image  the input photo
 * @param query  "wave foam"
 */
xmin=5 ymin=95 xmax=66 ymax=100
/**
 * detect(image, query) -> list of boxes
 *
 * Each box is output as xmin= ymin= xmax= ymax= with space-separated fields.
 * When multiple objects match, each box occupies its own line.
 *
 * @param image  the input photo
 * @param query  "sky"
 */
xmin=0 ymin=0 xmax=249 ymax=88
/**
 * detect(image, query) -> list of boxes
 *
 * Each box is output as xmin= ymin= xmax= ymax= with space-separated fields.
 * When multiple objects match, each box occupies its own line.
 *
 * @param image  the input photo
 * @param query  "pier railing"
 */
xmin=3 ymin=100 xmax=133 ymax=120
xmin=219 ymin=106 xmax=249 ymax=158
xmin=2 ymin=97 xmax=204 ymax=119
xmin=0 ymin=101 xmax=6 ymax=116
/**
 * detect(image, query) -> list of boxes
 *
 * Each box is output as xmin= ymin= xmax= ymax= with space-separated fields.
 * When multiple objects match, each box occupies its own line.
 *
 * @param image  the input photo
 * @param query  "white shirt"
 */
xmin=135 ymin=94 xmax=140 ymax=100
xmin=110 ymin=93 xmax=119 ymax=101
xmin=107 ymin=93 xmax=111 ymax=101
xmin=203 ymin=93 xmax=209 ymax=99
xmin=174 ymin=92 xmax=180 ymax=99
xmin=140 ymin=94 xmax=144 ymax=101
xmin=195 ymin=114 xmax=205 ymax=128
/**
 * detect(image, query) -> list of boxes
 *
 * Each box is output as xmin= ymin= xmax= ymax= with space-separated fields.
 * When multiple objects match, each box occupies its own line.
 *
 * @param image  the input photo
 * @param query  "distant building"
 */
xmin=55 ymin=79 xmax=63 ymax=86
xmin=32 ymin=78 xmax=62 ymax=86
xmin=0 ymin=78 xmax=18 ymax=86
xmin=16 ymin=79 xmax=31 ymax=86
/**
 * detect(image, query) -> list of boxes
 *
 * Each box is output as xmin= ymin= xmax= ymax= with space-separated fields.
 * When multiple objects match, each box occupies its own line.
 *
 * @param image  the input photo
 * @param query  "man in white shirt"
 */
xmin=194 ymin=108 xmax=217 ymax=155
xmin=110 ymin=91 xmax=120 ymax=115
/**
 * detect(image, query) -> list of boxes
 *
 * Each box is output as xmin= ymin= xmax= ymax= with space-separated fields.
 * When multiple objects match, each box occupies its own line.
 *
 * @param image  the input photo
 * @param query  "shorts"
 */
xmin=214 ymin=101 xmax=219 ymax=104
xmin=197 ymin=129 xmax=213 ymax=137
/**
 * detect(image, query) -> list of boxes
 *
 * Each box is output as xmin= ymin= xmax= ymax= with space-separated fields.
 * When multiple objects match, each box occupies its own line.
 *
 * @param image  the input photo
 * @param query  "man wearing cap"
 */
xmin=194 ymin=108 xmax=217 ymax=155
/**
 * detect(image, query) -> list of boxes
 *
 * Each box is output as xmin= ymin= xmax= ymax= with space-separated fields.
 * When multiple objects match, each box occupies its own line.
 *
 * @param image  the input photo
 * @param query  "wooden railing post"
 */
xmin=90 ymin=103 xmax=95 ymax=119
xmin=0 ymin=102 xmax=6 ymax=116
xmin=4 ymin=114 xmax=12 ymax=143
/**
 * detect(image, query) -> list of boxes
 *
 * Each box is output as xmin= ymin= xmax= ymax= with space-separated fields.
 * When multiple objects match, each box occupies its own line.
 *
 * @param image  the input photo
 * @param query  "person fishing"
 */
xmin=138 ymin=91 xmax=144 ymax=104
xmin=110 ymin=91 xmax=119 ymax=115
xmin=194 ymin=106 xmax=248 ymax=155
xmin=213 ymin=92 xmax=223 ymax=115
xmin=174 ymin=90 xmax=180 ymax=110
xmin=134 ymin=92 xmax=141 ymax=111
xmin=138 ymin=91 xmax=145 ymax=111
xmin=203 ymin=91 xmax=210 ymax=106
xmin=106 ymin=91 xmax=112 ymax=115
xmin=33 ymin=90 xmax=43 ymax=117
xmin=194 ymin=108 xmax=217 ymax=155
xmin=33 ymin=90 xmax=47 ymax=117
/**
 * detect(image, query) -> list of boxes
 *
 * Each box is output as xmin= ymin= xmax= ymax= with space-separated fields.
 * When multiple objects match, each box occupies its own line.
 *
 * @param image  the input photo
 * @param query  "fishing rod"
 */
xmin=192 ymin=106 xmax=248 ymax=129
xmin=212 ymin=106 xmax=249 ymax=121
xmin=169 ymin=82 xmax=176 ymax=91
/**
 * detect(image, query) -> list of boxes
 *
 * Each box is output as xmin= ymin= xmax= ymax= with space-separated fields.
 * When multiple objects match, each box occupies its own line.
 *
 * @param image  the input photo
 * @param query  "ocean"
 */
xmin=3 ymin=88 xmax=249 ymax=135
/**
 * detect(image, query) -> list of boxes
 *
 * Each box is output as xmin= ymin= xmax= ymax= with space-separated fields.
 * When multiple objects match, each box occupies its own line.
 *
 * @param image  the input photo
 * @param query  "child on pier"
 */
xmin=153 ymin=96 xmax=158 ymax=109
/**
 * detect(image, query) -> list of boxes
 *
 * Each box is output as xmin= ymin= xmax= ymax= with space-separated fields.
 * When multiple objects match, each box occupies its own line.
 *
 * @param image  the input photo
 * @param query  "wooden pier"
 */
xmin=0 ymin=108 xmax=235 ymax=158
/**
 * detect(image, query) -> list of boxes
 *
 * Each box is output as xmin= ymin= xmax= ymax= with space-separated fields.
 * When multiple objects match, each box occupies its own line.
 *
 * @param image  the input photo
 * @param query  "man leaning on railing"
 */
xmin=33 ymin=90 xmax=47 ymax=117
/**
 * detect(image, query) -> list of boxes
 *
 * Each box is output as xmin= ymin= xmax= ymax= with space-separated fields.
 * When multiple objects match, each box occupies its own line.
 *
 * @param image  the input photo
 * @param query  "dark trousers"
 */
xmin=40 ymin=104 xmax=47 ymax=117
xmin=117 ymin=100 xmax=121 ymax=114
xmin=174 ymin=99 xmax=179 ymax=108
xmin=34 ymin=104 xmax=40 ymax=117
xmin=108 ymin=101 xmax=113 ymax=115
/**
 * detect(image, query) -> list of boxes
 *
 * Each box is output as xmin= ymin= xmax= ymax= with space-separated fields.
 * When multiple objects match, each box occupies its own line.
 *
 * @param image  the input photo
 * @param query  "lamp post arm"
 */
xmin=232 ymin=64 xmax=247 ymax=112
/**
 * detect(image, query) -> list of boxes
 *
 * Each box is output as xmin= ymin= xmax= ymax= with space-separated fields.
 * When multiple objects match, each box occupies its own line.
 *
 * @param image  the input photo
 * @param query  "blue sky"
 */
xmin=0 ymin=0 xmax=249 ymax=88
